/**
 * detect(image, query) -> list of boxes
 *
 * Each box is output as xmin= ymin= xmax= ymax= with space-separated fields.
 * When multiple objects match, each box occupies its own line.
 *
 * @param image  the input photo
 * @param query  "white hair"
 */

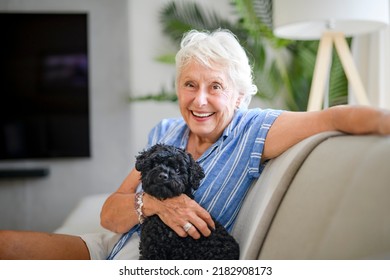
xmin=175 ymin=29 xmax=257 ymax=109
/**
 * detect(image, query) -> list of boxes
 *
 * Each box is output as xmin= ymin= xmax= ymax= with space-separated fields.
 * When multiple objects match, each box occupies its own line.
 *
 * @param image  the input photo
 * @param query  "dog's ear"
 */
xmin=135 ymin=149 xmax=148 ymax=172
xmin=187 ymin=153 xmax=205 ymax=190
xmin=135 ymin=145 xmax=159 ymax=172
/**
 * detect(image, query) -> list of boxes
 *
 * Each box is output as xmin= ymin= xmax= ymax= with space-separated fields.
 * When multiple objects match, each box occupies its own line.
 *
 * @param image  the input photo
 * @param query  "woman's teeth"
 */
xmin=192 ymin=111 xmax=214 ymax=118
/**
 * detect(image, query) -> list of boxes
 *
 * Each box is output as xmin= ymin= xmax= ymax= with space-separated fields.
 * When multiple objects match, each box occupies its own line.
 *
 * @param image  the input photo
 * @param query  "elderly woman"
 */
xmin=1 ymin=29 xmax=389 ymax=260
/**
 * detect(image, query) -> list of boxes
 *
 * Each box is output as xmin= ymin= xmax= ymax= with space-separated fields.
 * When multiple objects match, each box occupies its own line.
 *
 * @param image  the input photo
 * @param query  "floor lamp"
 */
xmin=273 ymin=0 xmax=389 ymax=111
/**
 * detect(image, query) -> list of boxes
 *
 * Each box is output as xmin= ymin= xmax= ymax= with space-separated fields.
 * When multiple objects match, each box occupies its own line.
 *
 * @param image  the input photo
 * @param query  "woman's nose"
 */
xmin=194 ymin=89 xmax=207 ymax=107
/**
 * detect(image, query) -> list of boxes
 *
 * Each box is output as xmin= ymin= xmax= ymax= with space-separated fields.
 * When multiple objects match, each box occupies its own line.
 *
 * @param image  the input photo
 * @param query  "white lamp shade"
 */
xmin=273 ymin=0 xmax=390 ymax=40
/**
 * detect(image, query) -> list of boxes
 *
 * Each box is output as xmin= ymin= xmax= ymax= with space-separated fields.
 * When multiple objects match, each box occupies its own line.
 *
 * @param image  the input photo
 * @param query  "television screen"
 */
xmin=0 ymin=12 xmax=90 ymax=160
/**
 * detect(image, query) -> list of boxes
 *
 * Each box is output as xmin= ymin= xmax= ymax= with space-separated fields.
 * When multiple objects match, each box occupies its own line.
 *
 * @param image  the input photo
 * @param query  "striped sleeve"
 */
xmin=249 ymin=109 xmax=283 ymax=177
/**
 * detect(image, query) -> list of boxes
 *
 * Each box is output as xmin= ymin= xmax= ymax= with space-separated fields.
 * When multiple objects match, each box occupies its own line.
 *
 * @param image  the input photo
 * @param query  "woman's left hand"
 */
xmin=143 ymin=193 xmax=215 ymax=239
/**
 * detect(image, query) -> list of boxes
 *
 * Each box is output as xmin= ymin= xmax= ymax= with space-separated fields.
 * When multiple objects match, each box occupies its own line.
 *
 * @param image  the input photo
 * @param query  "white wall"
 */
xmin=0 ymin=0 xmax=133 ymax=232
xmin=0 ymin=0 xmax=233 ymax=232
xmin=351 ymin=3 xmax=390 ymax=109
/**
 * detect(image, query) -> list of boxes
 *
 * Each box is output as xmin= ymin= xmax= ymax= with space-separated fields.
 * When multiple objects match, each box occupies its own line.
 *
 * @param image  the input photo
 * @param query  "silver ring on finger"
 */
xmin=182 ymin=222 xmax=193 ymax=232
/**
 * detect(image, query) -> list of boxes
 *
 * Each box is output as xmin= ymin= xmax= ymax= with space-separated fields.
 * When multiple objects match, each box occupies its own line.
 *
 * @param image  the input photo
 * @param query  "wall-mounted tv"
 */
xmin=0 ymin=12 xmax=90 ymax=160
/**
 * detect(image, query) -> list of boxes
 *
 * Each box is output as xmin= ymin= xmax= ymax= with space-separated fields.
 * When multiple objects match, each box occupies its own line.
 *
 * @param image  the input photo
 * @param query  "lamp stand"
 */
xmin=307 ymin=31 xmax=370 ymax=111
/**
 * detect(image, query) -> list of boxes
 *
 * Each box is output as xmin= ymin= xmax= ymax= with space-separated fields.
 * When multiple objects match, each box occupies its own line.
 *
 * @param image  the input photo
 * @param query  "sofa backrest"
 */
xmin=233 ymin=132 xmax=390 ymax=259
xmin=232 ymin=131 xmax=341 ymax=259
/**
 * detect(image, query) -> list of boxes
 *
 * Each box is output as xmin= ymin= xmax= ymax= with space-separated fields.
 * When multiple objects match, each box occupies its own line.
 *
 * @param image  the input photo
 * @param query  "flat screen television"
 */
xmin=0 ymin=12 xmax=90 ymax=160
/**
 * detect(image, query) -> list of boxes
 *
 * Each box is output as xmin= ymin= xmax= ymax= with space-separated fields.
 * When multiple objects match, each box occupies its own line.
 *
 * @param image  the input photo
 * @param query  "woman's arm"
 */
xmin=100 ymin=168 xmax=214 ymax=238
xmin=263 ymin=105 xmax=390 ymax=160
xmin=100 ymin=168 xmax=141 ymax=233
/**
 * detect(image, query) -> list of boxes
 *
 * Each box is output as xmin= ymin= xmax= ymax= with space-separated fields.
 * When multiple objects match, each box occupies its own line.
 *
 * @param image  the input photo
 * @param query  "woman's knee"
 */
xmin=0 ymin=230 xmax=90 ymax=260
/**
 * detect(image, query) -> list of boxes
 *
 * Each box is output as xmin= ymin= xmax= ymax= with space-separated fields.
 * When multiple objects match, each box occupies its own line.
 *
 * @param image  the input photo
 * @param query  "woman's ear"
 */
xmin=235 ymin=94 xmax=243 ymax=109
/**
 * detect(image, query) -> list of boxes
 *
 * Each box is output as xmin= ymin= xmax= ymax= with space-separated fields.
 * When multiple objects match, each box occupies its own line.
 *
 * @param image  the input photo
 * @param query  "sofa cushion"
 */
xmin=259 ymin=135 xmax=390 ymax=259
xmin=55 ymin=193 xmax=110 ymax=235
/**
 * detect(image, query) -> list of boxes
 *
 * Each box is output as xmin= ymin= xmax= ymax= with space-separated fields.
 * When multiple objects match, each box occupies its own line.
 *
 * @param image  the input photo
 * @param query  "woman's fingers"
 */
xmin=186 ymin=210 xmax=214 ymax=237
xmin=157 ymin=194 xmax=215 ymax=239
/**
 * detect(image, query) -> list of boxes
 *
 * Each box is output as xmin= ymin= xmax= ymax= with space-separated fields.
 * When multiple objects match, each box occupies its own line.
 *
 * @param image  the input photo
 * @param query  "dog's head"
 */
xmin=135 ymin=144 xmax=205 ymax=199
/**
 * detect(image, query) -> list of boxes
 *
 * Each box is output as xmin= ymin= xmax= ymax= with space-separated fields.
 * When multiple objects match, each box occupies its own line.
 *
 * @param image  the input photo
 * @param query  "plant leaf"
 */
xmin=134 ymin=0 xmax=349 ymax=112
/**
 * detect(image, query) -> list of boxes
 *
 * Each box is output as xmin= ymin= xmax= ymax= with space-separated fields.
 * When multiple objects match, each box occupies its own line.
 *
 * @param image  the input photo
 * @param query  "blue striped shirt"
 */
xmin=147 ymin=108 xmax=282 ymax=231
xmin=107 ymin=108 xmax=282 ymax=259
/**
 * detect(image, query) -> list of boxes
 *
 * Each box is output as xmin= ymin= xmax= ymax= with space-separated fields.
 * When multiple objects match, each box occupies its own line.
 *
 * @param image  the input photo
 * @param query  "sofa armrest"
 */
xmin=54 ymin=193 xmax=110 ymax=235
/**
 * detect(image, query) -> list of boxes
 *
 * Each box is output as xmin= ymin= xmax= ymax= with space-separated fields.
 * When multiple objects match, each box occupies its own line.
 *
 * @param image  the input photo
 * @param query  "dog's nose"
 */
xmin=158 ymin=172 xmax=169 ymax=181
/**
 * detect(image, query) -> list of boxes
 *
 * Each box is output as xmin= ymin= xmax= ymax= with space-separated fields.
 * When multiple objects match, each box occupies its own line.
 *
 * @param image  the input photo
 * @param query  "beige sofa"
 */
xmin=56 ymin=132 xmax=390 ymax=259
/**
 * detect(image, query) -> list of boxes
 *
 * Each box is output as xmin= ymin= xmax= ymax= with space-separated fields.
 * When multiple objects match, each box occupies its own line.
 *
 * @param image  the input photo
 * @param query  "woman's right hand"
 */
xmin=143 ymin=193 xmax=215 ymax=239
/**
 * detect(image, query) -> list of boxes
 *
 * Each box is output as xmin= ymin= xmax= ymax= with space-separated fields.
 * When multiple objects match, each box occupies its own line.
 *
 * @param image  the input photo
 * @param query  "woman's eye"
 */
xmin=185 ymin=82 xmax=194 ymax=88
xmin=211 ymin=83 xmax=222 ymax=91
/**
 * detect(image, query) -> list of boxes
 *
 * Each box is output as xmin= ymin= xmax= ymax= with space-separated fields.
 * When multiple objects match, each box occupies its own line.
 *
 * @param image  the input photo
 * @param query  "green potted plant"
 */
xmin=132 ymin=0 xmax=348 ymax=111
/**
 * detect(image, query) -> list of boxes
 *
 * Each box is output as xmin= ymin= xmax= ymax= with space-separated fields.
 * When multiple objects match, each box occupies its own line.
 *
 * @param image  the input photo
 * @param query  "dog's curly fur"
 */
xmin=135 ymin=143 xmax=240 ymax=260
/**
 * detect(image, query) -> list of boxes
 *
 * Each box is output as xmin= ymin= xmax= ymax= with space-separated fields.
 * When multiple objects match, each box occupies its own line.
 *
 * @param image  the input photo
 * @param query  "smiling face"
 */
xmin=177 ymin=60 xmax=241 ymax=143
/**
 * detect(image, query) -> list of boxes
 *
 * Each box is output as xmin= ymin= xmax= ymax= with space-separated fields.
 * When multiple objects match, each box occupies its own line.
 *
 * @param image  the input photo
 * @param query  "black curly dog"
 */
xmin=135 ymin=143 xmax=240 ymax=260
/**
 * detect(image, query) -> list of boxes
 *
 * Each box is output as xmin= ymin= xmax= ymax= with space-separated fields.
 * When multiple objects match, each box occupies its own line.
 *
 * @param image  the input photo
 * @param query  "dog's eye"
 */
xmin=175 ymin=168 xmax=181 ymax=174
